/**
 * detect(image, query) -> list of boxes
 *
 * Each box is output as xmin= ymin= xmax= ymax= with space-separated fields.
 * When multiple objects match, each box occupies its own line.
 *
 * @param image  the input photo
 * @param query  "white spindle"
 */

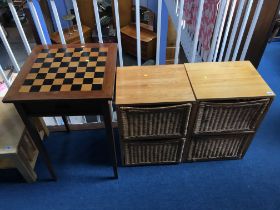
xmin=67 ymin=117 xmax=72 ymax=124
xmin=93 ymin=0 xmax=103 ymax=43
xmin=54 ymin=117 xmax=60 ymax=125
xmin=183 ymin=19 xmax=186 ymax=30
xmin=0 ymin=25 xmax=20 ymax=72
xmin=175 ymin=0 xmax=179 ymax=16
xmin=50 ymin=0 xmax=66 ymax=45
xmin=156 ymin=0 xmax=162 ymax=65
xmin=240 ymin=0 xmax=264 ymax=60
xmin=191 ymin=0 xmax=204 ymax=63
xmin=207 ymin=0 xmax=227 ymax=61
xmin=174 ymin=0 xmax=184 ymax=64
xmin=213 ymin=0 xmax=230 ymax=62
xmin=135 ymin=0 xmax=141 ymax=66
xmin=95 ymin=115 xmax=101 ymax=123
xmin=28 ymin=0 xmax=47 ymax=45
xmin=72 ymin=0 xmax=85 ymax=44
xmin=218 ymin=0 xmax=237 ymax=62
xmin=232 ymin=0 xmax=253 ymax=61
xmin=8 ymin=0 xmax=31 ymax=54
xmin=225 ymin=0 xmax=246 ymax=61
xmin=82 ymin=116 xmax=88 ymax=123
xmin=113 ymin=0 xmax=123 ymax=66
xmin=0 ymin=64 xmax=11 ymax=88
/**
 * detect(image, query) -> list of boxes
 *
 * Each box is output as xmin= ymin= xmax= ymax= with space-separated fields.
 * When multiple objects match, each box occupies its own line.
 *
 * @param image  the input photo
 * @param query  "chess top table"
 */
xmin=3 ymin=43 xmax=118 ymax=179
xmin=4 ymin=43 xmax=116 ymax=102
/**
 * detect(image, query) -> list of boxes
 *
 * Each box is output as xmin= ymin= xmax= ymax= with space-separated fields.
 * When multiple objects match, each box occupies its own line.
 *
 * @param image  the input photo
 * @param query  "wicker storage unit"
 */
xmin=184 ymin=61 xmax=275 ymax=162
xmin=116 ymin=65 xmax=196 ymax=166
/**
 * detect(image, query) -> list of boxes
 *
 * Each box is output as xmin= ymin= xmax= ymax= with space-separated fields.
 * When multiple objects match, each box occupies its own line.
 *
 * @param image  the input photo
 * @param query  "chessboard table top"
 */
xmin=116 ymin=64 xmax=195 ymax=105
xmin=3 ymin=43 xmax=117 ymax=103
xmin=185 ymin=61 xmax=275 ymax=100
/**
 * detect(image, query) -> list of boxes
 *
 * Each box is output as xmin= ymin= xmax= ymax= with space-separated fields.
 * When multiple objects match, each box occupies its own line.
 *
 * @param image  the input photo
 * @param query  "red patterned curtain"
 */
xmin=184 ymin=0 xmax=220 ymax=60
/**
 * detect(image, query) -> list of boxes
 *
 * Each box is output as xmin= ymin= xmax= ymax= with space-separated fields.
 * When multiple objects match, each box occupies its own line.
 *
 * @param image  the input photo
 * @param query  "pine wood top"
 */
xmin=185 ymin=61 xmax=275 ymax=100
xmin=3 ymin=43 xmax=117 ymax=103
xmin=116 ymin=64 xmax=195 ymax=105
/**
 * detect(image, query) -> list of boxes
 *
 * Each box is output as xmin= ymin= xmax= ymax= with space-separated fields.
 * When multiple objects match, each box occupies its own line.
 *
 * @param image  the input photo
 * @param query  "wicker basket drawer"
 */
xmin=194 ymin=99 xmax=270 ymax=134
xmin=117 ymin=103 xmax=192 ymax=140
xmin=122 ymin=138 xmax=185 ymax=166
xmin=186 ymin=134 xmax=252 ymax=161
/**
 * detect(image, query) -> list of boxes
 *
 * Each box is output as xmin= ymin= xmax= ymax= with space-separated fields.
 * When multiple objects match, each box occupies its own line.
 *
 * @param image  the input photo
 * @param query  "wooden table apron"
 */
xmin=3 ymin=43 xmax=119 ymax=180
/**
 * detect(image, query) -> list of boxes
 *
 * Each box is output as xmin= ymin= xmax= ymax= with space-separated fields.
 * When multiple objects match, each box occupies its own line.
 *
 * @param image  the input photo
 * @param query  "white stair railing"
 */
xmin=225 ymin=0 xmax=246 ymax=61
xmin=174 ymin=0 xmax=185 ymax=64
xmin=50 ymin=0 xmax=66 ymax=45
xmin=27 ymin=0 xmax=47 ymax=45
xmin=113 ymin=0 xmax=124 ymax=67
xmin=0 ymin=65 xmax=11 ymax=88
xmin=8 ymin=0 xmax=32 ymax=54
xmin=156 ymin=0 xmax=162 ymax=65
xmin=190 ymin=0 xmax=204 ymax=63
xmin=213 ymin=0 xmax=230 ymax=62
xmin=93 ymin=0 xmax=103 ymax=43
xmin=166 ymin=0 xmax=265 ymax=63
xmin=71 ymin=0 xmax=85 ymax=44
xmin=218 ymin=0 xmax=237 ymax=62
xmin=135 ymin=0 xmax=141 ymax=66
xmin=0 ymin=24 xmax=20 ymax=72
xmin=240 ymin=0 xmax=264 ymax=60
xmin=232 ymin=0 xmax=253 ymax=61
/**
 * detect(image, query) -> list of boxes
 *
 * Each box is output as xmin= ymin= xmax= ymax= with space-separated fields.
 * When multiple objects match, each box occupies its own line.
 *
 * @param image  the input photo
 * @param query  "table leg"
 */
xmin=15 ymin=104 xmax=57 ymax=181
xmin=103 ymin=101 xmax=118 ymax=179
xmin=62 ymin=115 xmax=70 ymax=132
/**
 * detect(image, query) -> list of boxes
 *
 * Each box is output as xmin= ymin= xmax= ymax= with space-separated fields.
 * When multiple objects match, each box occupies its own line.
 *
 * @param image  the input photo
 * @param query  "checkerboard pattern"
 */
xmin=19 ymin=47 xmax=108 ymax=93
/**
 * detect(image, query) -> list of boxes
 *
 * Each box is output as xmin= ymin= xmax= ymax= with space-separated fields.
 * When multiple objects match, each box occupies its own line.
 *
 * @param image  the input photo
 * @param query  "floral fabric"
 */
xmin=183 ymin=0 xmax=220 ymax=60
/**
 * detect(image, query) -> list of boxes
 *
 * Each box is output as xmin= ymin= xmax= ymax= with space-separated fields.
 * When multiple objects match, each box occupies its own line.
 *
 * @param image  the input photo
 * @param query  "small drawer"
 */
xmin=18 ymin=130 xmax=39 ymax=168
xmin=117 ymin=103 xmax=192 ymax=140
xmin=186 ymin=133 xmax=252 ymax=161
xmin=23 ymin=100 xmax=104 ymax=116
xmin=122 ymin=138 xmax=185 ymax=166
xmin=194 ymin=99 xmax=270 ymax=134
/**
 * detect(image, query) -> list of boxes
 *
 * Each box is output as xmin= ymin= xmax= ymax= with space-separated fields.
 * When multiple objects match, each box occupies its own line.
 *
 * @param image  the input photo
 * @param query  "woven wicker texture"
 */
xmin=194 ymin=99 xmax=270 ymax=133
xmin=118 ymin=104 xmax=192 ymax=140
xmin=187 ymin=134 xmax=250 ymax=161
xmin=123 ymin=139 xmax=185 ymax=165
